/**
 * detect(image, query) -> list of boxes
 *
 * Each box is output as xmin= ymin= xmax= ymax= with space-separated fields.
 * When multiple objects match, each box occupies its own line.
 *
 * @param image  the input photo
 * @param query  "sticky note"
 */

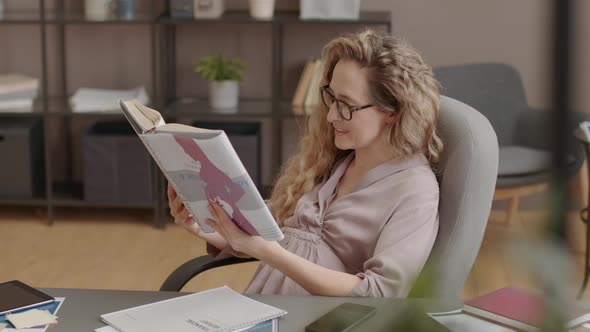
xmin=6 ymin=309 xmax=57 ymax=329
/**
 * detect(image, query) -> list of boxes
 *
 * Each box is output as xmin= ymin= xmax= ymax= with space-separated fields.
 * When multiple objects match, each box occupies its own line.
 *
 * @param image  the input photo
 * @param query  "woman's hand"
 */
xmin=205 ymin=202 xmax=273 ymax=259
xmin=167 ymin=183 xmax=227 ymax=250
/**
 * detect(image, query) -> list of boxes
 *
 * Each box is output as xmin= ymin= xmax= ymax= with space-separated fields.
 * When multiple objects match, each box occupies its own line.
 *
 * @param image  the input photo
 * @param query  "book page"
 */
xmin=141 ymin=132 xmax=283 ymax=241
xmin=119 ymin=99 xmax=163 ymax=134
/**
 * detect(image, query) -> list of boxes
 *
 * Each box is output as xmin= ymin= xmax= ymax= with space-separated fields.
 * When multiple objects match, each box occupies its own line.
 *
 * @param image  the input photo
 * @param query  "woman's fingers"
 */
xmin=182 ymin=217 xmax=203 ymax=236
xmin=172 ymin=205 xmax=190 ymax=223
xmin=167 ymin=183 xmax=176 ymax=202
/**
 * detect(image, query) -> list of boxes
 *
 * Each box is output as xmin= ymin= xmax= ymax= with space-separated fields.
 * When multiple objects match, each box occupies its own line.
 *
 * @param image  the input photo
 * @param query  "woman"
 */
xmin=168 ymin=29 xmax=443 ymax=297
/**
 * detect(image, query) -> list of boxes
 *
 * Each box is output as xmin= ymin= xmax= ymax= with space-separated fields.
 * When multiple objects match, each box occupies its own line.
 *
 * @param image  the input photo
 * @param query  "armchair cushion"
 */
xmin=498 ymin=146 xmax=552 ymax=176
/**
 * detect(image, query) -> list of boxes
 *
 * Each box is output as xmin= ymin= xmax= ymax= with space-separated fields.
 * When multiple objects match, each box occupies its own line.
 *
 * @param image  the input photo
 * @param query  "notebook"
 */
xmin=100 ymin=286 xmax=287 ymax=332
xmin=463 ymin=287 xmax=590 ymax=331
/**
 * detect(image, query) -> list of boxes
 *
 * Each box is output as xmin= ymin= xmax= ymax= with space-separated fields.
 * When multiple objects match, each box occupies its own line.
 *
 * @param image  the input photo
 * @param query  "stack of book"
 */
xmin=462 ymin=287 xmax=590 ymax=331
xmin=291 ymin=57 xmax=325 ymax=115
xmin=0 ymin=74 xmax=39 ymax=112
xmin=69 ymin=86 xmax=149 ymax=113
xmin=96 ymin=286 xmax=287 ymax=332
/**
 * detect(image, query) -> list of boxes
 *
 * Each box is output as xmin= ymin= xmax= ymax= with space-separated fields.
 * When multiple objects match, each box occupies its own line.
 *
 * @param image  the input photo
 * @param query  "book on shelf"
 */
xmin=463 ymin=287 xmax=590 ymax=331
xmin=118 ymin=99 xmax=284 ymax=241
xmin=291 ymin=57 xmax=316 ymax=112
xmin=100 ymin=286 xmax=287 ymax=332
xmin=303 ymin=58 xmax=324 ymax=112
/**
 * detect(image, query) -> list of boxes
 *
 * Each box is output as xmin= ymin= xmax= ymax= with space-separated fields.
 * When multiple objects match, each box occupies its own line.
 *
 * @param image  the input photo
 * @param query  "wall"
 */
xmin=1 ymin=0 xmax=588 ymax=189
xmin=364 ymin=0 xmax=588 ymax=112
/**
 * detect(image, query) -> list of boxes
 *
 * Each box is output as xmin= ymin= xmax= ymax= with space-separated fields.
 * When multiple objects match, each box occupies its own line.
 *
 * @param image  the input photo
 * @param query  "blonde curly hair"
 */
xmin=268 ymin=29 xmax=443 ymax=226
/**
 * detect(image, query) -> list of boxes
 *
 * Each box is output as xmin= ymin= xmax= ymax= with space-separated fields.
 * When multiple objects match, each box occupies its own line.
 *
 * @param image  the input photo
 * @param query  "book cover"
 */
xmin=101 ymin=286 xmax=286 ymax=332
xmin=119 ymin=99 xmax=284 ymax=241
xmin=463 ymin=287 xmax=590 ymax=330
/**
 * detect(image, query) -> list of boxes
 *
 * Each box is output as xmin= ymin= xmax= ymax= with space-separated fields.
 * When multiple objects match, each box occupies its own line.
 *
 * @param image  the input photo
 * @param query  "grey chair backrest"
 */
xmin=410 ymin=96 xmax=499 ymax=299
xmin=434 ymin=63 xmax=527 ymax=146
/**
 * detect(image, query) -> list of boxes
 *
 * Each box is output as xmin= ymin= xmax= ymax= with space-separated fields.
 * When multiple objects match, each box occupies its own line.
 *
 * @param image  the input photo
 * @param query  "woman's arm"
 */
xmin=206 ymin=203 xmax=362 ymax=296
xmin=256 ymin=241 xmax=362 ymax=296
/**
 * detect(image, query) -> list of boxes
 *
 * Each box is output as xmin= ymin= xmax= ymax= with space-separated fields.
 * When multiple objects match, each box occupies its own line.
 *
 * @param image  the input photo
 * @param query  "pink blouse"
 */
xmin=209 ymin=152 xmax=439 ymax=297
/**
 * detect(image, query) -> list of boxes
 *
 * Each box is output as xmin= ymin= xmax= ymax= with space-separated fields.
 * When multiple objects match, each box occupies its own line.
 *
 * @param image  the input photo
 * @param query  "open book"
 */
xmin=119 ymin=99 xmax=283 ymax=241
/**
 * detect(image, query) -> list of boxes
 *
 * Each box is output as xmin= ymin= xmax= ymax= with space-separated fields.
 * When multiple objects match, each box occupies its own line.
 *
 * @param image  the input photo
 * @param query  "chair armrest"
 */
xmin=515 ymin=108 xmax=590 ymax=173
xmin=160 ymin=255 xmax=259 ymax=292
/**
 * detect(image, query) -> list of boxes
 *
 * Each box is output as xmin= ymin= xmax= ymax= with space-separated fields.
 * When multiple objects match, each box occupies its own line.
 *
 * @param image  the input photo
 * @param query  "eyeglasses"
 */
xmin=320 ymin=85 xmax=373 ymax=121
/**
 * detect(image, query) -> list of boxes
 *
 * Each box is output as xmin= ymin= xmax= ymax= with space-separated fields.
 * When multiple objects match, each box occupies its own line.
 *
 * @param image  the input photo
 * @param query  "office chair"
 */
xmin=161 ymin=96 xmax=499 ymax=300
xmin=434 ymin=63 xmax=589 ymax=230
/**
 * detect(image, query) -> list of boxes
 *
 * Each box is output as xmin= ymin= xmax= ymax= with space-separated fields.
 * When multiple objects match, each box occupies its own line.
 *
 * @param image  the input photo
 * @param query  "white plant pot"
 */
xmin=85 ymin=0 xmax=114 ymax=21
xmin=209 ymin=80 xmax=239 ymax=112
xmin=249 ymin=0 xmax=275 ymax=20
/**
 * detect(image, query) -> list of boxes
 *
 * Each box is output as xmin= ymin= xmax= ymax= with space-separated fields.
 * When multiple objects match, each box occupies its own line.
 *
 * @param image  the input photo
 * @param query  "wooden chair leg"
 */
xmin=567 ymin=160 xmax=589 ymax=254
xmin=578 ymin=160 xmax=589 ymax=208
xmin=506 ymin=196 xmax=520 ymax=226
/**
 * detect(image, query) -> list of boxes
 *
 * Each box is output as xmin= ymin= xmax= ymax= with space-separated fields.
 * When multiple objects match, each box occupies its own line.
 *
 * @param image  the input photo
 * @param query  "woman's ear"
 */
xmin=385 ymin=111 xmax=399 ymax=127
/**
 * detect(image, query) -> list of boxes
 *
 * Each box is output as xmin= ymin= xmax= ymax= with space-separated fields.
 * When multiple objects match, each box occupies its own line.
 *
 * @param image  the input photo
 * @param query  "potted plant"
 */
xmin=194 ymin=55 xmax=246 ymax=111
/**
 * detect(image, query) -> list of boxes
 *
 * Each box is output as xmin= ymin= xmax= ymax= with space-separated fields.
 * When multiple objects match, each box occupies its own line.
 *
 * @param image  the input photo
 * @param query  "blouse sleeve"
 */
xmin=349 ymin=189 xmax=439 ymax=297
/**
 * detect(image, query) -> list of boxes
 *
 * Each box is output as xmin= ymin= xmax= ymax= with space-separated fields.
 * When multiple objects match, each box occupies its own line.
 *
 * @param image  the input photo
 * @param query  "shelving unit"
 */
xmin=0 ymin=1 xmax=390 ymax=228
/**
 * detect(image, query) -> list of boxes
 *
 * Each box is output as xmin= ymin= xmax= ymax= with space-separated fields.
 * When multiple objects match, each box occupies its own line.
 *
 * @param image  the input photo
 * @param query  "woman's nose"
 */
xmin=326 ymin=103 xmax=339 ymax=123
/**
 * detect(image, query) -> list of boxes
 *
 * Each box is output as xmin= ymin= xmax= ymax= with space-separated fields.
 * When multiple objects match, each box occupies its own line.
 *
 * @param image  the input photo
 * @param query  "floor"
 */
xmin=0 ymin=206 xmax=589 ymax=301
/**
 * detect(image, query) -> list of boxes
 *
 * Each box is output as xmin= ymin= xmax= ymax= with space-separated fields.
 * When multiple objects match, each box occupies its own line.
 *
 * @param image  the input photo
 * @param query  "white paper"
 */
xmin=6 ymin=310 xmax=57 ymax=329
xmin=101 ymin=286 xmax=287 ymax=332
xmin=70 ymin=86 xmax=149 ymax=112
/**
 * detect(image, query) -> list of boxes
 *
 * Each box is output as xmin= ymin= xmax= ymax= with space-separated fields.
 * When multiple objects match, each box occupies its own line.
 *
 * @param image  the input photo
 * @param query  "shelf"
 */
xmin=0 ymin=196 xmax=47 ymax=206
xmin=52 ymin=182 xmax=154 ymax=208
xmin=60 ymin=11 xmax=158 ymax=24
xmin=159 ymin=10 xmax=391 ymax=25
xmin=0 ymin=10 xmax=41 ymax=24
xmin=278 ymin=11 xmax=391 ymax=25
xmin=0 ymin=97 xmax=48 ymax=117
xmin=160 ymin=10 xmax=274 ymax=25
xmin=165 ymin=98 xmax=273 ymax=118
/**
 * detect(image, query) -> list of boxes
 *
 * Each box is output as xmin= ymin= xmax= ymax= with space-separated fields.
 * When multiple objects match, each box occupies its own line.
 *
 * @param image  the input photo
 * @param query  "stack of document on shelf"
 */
xmin=0 ymin=74 xmax=39 ymax=112
xmin=0 ymin=298 xmax=65 ymax=332
xmin=97 ymin=286 xmax=287 ymax=332
xmin=69 ymin=86 xmax=149 ymax=112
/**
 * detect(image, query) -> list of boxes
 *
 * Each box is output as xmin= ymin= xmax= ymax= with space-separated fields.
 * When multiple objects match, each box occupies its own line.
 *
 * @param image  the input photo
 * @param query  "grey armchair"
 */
xmin=434 ymin=63 xmax=588 ymax=226
xmin=161 ymin=96 xmax=499 ymax=299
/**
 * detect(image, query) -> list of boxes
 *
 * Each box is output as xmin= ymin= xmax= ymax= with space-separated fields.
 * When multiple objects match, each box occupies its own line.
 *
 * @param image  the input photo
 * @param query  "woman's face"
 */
xmin=326 ymin=59 xmax=394 ymax=152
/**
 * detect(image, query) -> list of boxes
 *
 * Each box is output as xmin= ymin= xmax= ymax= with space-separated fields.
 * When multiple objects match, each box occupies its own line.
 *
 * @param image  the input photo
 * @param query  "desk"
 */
xmin=41 ymin=288 xmax=462 ymax=332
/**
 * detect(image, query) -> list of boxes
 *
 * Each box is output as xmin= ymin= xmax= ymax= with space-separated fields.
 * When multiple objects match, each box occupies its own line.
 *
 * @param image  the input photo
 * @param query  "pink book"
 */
xmin=463 ymin=287 xmax=590 ymax=331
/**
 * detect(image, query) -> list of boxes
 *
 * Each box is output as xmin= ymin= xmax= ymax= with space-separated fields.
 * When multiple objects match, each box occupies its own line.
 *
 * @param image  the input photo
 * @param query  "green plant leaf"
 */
xmin=194 ymin=55 xmax=246 ymax=81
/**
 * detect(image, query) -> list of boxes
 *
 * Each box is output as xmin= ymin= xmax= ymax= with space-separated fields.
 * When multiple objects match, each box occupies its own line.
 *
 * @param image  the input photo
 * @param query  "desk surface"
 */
xmin=42 ymin=288 xmax=462 ymax=332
